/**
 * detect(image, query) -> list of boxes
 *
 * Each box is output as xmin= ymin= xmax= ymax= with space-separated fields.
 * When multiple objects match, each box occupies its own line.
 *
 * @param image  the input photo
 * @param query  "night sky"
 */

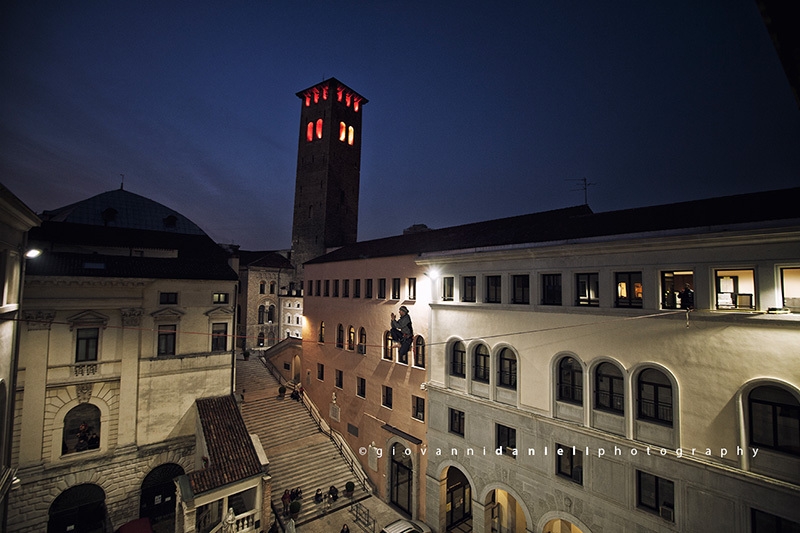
xmin=2 ymin=1 xmax=798 ymax=250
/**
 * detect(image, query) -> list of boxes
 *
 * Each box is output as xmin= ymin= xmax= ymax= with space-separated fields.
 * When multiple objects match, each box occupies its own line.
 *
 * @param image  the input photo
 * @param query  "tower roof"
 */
xmin=296 ymin=77 xmax=368 ymax=105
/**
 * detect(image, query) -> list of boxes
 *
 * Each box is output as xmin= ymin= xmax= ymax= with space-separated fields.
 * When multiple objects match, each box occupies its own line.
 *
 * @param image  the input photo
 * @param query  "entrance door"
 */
xmin=390 ymin=445 xmax=412 ymax=515
xmin=445 ymin=467 xmax=471 ymax=528
xmin=141 ymin=463 xmax=185 ymax=526
xmin=48 ymin=484 xmax=107 ymax=533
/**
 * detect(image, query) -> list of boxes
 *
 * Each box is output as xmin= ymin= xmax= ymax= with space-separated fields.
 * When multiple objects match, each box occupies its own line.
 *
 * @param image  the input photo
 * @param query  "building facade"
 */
xmin=8 ymin=189 xmax=240 ymax=532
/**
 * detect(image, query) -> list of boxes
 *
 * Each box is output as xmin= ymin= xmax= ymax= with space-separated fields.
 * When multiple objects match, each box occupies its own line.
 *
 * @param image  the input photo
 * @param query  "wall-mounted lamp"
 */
xmin=25 ymin=248 xmax=42 ymax=258
xmin=424 ymin=268 xmax=440 ymax=280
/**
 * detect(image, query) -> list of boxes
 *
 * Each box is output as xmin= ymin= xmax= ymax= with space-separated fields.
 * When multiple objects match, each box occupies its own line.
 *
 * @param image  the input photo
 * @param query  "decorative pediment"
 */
xmin=205 ymin=306 xmax=234 ymax=319
xmin=151 ymin=308 xmax=185 ymax=322
xmin=66 ymin=310 xmax=109 ymax=331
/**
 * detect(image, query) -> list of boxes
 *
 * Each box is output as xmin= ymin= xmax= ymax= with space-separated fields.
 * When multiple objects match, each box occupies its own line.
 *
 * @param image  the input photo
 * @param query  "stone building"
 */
xmin=300 ymin=188 xmax=800 ymax=532
xmin=0 ymin=184 xmax=40 ymax=531
xmin=7 ymin=188 xmax=244 ymax=532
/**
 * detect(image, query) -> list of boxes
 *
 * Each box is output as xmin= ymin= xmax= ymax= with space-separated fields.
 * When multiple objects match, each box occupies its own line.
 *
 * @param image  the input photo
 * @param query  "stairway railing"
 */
xmin=261 ymin=357 xmax=375 ymax=495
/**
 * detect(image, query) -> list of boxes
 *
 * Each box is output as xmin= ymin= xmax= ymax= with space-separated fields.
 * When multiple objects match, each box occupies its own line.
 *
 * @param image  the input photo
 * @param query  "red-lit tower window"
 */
xmin=353 ymin=97 xmax=361 ymax=112
xmin=304 ymin=94 xmax=311 ymax=107
xmin=337 ymin=86 xmax=344 ymax=102
xmin=306 ymin=122 xmax=314 ymax=142
xmin=313 ymin=88 xmax=320 ymax=104
xmin=348 ymin=126 xmax=354 ymax=145
xmin=316 ymin=118 xmax=323 ymax=139
xmin=322 ymin=85 xmax=329 ymax=100
xmin=339 ymin=122 xmax=346 ymax=141
xmin=345 ymin=93 xmax=352 ymax=107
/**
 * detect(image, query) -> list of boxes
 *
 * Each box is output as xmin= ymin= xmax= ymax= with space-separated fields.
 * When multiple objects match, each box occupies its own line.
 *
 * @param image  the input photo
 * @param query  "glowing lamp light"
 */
xmin=25 ymin=248 xmax=42 ymax=258
xmin=425 ymin=268 xmax=440 ymax=280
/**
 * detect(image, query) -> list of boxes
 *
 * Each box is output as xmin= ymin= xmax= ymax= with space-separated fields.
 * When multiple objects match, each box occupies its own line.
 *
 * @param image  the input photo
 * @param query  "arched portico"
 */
xmin=481 ymin=483 xmax=532 ymax=533
xmin=432 ymin=462 xmax=477 ymax=532
xmin=538 ymin=511 xmax=592 ymax=533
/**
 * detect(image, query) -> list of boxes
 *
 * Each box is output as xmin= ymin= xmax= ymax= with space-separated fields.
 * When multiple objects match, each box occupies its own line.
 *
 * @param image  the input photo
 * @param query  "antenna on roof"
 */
xmin=120 ymin=174 xmax=125 ymax=190
xmin=567 ymin=177 xmax=595 ymax=206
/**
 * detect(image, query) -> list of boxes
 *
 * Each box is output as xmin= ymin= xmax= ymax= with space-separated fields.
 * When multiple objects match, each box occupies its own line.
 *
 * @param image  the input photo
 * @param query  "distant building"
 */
xmin=6 ymin=188 xmax=257 ymax=532
xmin=300 ymin=188 xmax=800 ymax=532
xmin=0 ymin=184 xmax=40 ymax=532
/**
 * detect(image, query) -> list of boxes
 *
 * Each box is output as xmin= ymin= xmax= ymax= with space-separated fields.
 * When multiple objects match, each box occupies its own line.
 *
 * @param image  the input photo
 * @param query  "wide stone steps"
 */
xmin=236 ymin=357 xmax=370 ymax=528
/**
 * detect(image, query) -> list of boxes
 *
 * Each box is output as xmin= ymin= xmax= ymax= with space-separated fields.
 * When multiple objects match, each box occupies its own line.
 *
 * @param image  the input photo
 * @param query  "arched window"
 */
xmin=339 ymin=122 xmax=346 ymax=141
xmin=384 ymin=331 xmax=393 ymax=360
xmin=306 ymin=122 xmax=314 ymax=142
xmin=315 ymin=118 xmax=323 ymax=139
xmin=595 ymin=362 xmax=624 ymax=413
xmin=498 ymin=348 xmax=517 ymax=389
xmin=336 ymin=324 xmax=344 ymax=349
xmin=268 ymin=305 xmax=275 ymax=323
xmin=347 ymin=326 xmax=356 ymax=351
xmin=638 ymin=368 xmax=673 ymax=426
xmin=473 ymin=344 xmax=490 ymax=383
xmin=414 ymin=337 xmax=425 ymax=368
xmin=318 ymin=322 xmax=325 ymax=343
xmin=287 ymin=314 xmax=292 ymax=324
xmin=259 ymin=281 xmax=266 ymax=294
xmin=348 ymin=126 xmax=355 ymax=145
xmin=359 ymin=327 xmax=367 ymax=355
xmin=270 ymin=281 xmax=276 ymax=294
xmin=258 ymin=305 xmax=265 ymax=324
xmin=749 ymin=385 xmax=800 ymax=456
xmin=558 ymin=357 xmax=583 ymax=405
xmin=257 ymin=332 xmax=265 ymax=347
xmin=63 ymin=403 xmax=101 ymax=454
xmin=450 ymin=341 xmax=466 ymax=377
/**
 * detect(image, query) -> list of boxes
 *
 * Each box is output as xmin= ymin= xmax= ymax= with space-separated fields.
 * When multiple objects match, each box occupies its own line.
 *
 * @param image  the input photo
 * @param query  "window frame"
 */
xmin=511 ymin=274 xmax=530 ymax=304
xmin=496 ymin=424 xmax=516 ymax=458
xmin=75 ymin=327 xmax=99 ymax=363
xmin=485 ymin=275 xmax=502 ymax=303
xmin=595 ymin=362 xmax=624 ymax=414
xmin=462 ymin=276 xmax=476 ymax=302
xmin=408 ymin=277 xmax=417 ymax=300
xmin=576 ymin=273 xmax=599 ymax=306
xmin=212 ymin=292 xmax=229 ymax=304
xmin=498 ymin=348 xmax=517 ymax=390
xmin=449 ymin=408 xmax=465 ymax=436
xmin=636 ymin=470 xmax=674 ymax=521
xmin=157 ymin=324 xmax=177 ymax=356
xmin=637 ymin=368 xmax=673 ymax=426
xmin=615 ymin=271 xmax=643 ymax=308
xmin=556 ymin=443 xmax=583 ymax=485
xmin=748 ymin=385 xmax=800 ymax=456
xmin=412 ymin=396 xmax=425 ymax=421
xmin=473 ymin=344 xmax=490 ymax=383
xmin=382 ymin=385 xmax=393 ymax=409
xmin=211 ymin=322 xmax=228 ymax=352
xmin=450 ymin=341 xmax=466 ymax=377
xmin=356 ymin=377 xmax=366 ymax=399
xmin=557 ymin=357 xmax=583 ymax=405
xmin=414 ymin=337 xmax=426 ymax=368
xmin=442 ymin=276 xmax=454 ymax=301
xmin=391 ymin=278 xmax=401 ymax=300
xmin=159 ymin=292 xmax=178 ymax=305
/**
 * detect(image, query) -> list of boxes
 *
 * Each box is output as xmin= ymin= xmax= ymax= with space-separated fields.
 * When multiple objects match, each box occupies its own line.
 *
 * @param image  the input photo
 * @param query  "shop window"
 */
xmin=595 ymin=362 xmax=624 ymax=414
xmin=576 ymin=273 xmax=599 ymax=306
xmin=781 ymin=268 xmax=800 ymax=311
xmin=715 ymin=269 xmax=755 ymax=309
xmin=616 ymin=272 xmax=643 ymax=308
xmin=541 ymin=273 xmax=562 ymax=305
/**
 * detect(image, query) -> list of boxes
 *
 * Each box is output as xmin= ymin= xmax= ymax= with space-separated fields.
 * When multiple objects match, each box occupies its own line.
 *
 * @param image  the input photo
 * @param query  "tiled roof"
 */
xmin=238 ymin=250 xmax=294 ymax=269
xmin=307 ymin=187 xmax=800 ymax=264
xmin=27 ymin=222 xmax=238 ymax=281
xmin=190 ymin=395 xmax=264 ymax=495
xmin=40 ymin=188 xmax=207 ymax=235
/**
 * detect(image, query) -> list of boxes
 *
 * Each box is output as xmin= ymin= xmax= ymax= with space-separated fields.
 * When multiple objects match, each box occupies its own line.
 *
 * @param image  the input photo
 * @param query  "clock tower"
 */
xmin=291 ymin=78 xmax=368 ymax=277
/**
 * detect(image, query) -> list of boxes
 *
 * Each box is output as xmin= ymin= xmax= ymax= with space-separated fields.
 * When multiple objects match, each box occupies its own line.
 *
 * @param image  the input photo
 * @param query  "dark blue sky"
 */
xmin=2 ymin=1 xmax=798 ymax=250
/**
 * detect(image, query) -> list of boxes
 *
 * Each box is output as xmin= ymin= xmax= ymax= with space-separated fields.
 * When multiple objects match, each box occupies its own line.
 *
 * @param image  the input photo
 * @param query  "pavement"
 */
xmin=285 ymin=493 xmax=407 ymax=533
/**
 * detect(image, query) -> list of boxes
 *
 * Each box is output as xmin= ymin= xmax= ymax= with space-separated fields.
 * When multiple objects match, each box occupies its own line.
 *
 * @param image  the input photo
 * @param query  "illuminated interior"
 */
xmin=348 ymin=126 xmax=354 ymax=145
xmin=353 ymin=97 xmax=360 ymax=112
xmin=315 ymin=119 xmax=323 ymax=139
xmin=339 ymin=122 xmax=346 ymax=141
xmin=306 ymin=122 xmax=313 ymax=142
xmin=715 ymin=269 xmax=755 ymax=309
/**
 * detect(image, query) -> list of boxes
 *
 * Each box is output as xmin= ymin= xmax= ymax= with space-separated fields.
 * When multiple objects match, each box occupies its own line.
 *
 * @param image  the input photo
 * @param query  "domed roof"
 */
xmin=40 ymin=188 xmax=206 ymax=235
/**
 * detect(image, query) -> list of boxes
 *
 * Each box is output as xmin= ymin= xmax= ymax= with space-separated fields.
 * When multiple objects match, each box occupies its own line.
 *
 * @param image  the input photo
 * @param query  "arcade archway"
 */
xmin=445 ymin=466 xmax=472 ymax=530
xmin=48 ymin=484 xmax=106 ymax=533
xmin=141 ymin=463 xmax=185 ymax=527
xmin=543 ymin=518 xmax=586 ymax=533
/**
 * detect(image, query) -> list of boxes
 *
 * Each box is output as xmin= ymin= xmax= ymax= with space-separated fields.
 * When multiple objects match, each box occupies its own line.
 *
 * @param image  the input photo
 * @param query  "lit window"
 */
xmin=353 ymin=97 xmax=360 ymax=112
xmin=576 ymin=273 xmax=599 ymax=306
xmin=383 ymin=331 xmax=393 ymax=360
xmin=306 ymin=122 xmax=314 ymax=142
xmin=348 ymin=126 xmax=354 ymax=145
xmin=442 ymin=277 xmax=454 ymax=301
xmin=414 ymin=337 xmax=425 ymax=368
xmin=63 ymin=404 xmax=101 ymax=454
xmin=339 ymin=122 xmax=346 ymax=141
xmin=781 ymin=268 xmax=800 ymax=311
xmin=213 ymin=293 xmax=229 ymax=304
xmin=616 ymin=272 xmax=643 ymax=308
xmin=322 ymin=85 xmax=329 ymax=100
xmin=347 ymin=326 xmax=355 ymax=351
xmin=661 ymin=271 xmax=694 ymax=309
xmin=304 ymin=94 xmax=311 ymax=107
xmin=715 ymin=269 xmax=755 ymax=309
xmin=315 ymin=118 xmax=323 ymax=139
xmin=337 ymin=86 xmax=344 ymax=102
xmin=346 ymin=93 xmax=352 ymax=106
xmin=313 ymin=88 xmax=319 ymax=103
xmin=318 ymin=322 xmax=325 ymax=343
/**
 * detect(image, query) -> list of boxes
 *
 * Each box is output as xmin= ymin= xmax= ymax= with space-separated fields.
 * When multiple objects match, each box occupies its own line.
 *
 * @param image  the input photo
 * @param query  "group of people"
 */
xmin=280 ymin=487 xmax=303 ymax=516
xmin=75 ymin=421 xmax=99 ymax=452
xmin=290 ymin=385 xmax=304 ymax=402
xmin=314 ymin=485 xmax=340 ymax=504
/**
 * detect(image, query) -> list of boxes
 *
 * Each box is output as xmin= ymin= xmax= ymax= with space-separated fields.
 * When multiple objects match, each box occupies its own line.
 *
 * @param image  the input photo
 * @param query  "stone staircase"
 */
xmin=236 ymin=357 xmax=370 ymax=527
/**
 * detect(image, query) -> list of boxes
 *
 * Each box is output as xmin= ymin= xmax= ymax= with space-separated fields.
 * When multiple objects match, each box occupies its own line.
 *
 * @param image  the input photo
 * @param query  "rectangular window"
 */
xmin=636 ymin=470 xmax=674 ymax=521
xmin=324 ymin=280 xmax=330 ymax=297
xmin=408 ymin=277 xmax=416 ymax=300
xmin=661 ymin=271 xmax=694 ymax=309
xmin=317 ymin=363 xmax=325 ymax=381
xmin=213 ymin=292 xmax=229 ymax=304
xmin=449 ymin=408 xmax=465 ymax=436
xmin=365 ymin=279 xmax=373 ymax=299
xmin=357 ymin=377 xmax=366 ymax=398
xmin=782 ymin=268 xmax=800 ymax=312
xmin=615 ymin=272 xmax=643 ymax=308
xmin=542 ymin=273 xmax=562 ymax=305
xmin=76 ymin=328 xmax=99 ymax=362
xmin=442 ymin=276 xmax=454 ymax=301
xmin=752 ymin=509 xmax=800 ymax=532
xmin=496 ymin=424 xmax=516 ymax=457
xmin=158 ymin=325 xmax=176 ymax=355
xmin=556 ymin=443 xmax=583 ymax=484
xmin=391 ymin=278 xmax=401 ymax=300
xmin=333 ymin=279 xmax=340 ymax=297
xmin=382 ymin=385 xmax=393 ymax=409
xmin=315 ymin=280 xmax=321 ymax=296
xmin=512 ymin=275 xmax=529 ymax=304
xmin=576 ymin=273 xmax=599 ymax=306
xmin=307 ymin=280 xmax=313 ymax=296
xmin=159 ymin=292 xmax=178 ymax=305
xmin=378 ymin=278 xmax=387 ymax=299
xmin=412 ymin=396 xmax=425 ymax=421
xmin=462 ymin=276 xmax=476 ymax=302
xmin=485 ymin=275 xmax=502 ymax=303
xmin=211 ymin=323 xmax=227 ymax=351
xmin=335 ymin=369 xmax=343 ymax=389
xmin=353 ymin=279 xmax=361 ymax=298
xmin=343 ymin=279 xmax=350 ymax=298
xmin=715 ymin=269 xmax=756 ymax=309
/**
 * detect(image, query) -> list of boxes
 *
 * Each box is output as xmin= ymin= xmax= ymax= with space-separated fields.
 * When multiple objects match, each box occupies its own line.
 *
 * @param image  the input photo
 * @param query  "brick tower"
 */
xmin=290 ymin=78 xmax=367 ymax=278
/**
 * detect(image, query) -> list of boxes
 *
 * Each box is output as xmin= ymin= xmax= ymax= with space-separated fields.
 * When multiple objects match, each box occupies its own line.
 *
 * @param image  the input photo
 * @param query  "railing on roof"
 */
xmin=260 ymin=356 xmax=375 ymax=496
